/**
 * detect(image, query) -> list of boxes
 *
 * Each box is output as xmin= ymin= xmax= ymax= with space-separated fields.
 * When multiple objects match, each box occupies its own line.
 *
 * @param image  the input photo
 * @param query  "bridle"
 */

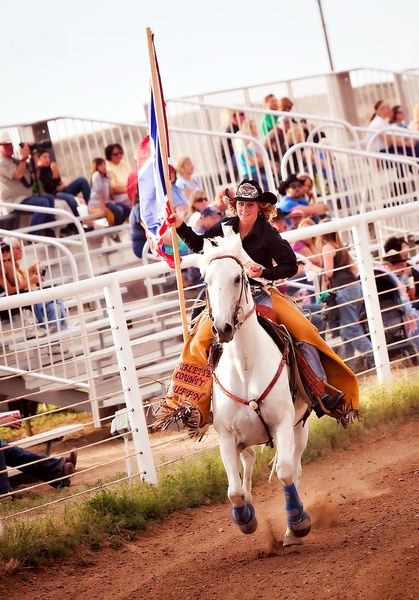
xmin=206 ymin=253 xmax=289 ymax=447
xmin=205 ymin=254 xmax=256 ymax=335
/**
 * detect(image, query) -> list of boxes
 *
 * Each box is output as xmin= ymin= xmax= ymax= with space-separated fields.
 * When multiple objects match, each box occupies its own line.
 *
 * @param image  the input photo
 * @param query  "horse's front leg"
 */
xmin=219 ymin=434 xmax=258 ymax=534
xmin=240 ymin=446 xmax=256 ymax=501
xmin=272 ymin=414 xmax=311 ymax=546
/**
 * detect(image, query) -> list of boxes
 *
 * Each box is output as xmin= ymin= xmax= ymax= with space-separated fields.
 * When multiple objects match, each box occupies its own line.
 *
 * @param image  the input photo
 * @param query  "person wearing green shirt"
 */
xmin=260 ymin=93 xmax=279 ymax=137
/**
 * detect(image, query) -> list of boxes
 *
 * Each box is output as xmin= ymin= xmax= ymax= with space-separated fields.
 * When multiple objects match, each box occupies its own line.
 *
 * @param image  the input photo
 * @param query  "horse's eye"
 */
xmin=234 ymin=275 xmax=241 ymax=284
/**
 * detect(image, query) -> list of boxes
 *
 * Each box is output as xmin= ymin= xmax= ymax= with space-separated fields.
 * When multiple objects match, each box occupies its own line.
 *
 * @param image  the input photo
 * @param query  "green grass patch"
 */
xmin=1 ymin=373 xmax=418 ymax=570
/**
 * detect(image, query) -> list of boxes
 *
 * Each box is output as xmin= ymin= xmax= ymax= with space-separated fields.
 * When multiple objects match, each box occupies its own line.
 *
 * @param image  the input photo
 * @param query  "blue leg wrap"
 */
xmin=283 ymin=483 xmax=311 ymax=537
xmin=283 ymin=483 xmax=303 ymax=523
xmin=232 ymin=501 xmax=254 ymax=525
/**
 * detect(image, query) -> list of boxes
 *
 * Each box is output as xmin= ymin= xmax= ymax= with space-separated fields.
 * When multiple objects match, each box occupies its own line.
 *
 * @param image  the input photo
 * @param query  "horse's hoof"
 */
xmin=232 ymin=501 xmax=258 ymax=535
xmin=288 ymin=510 xmax=311 ymax=538
xmin=283 ymin=527 xmax=303 ymax=547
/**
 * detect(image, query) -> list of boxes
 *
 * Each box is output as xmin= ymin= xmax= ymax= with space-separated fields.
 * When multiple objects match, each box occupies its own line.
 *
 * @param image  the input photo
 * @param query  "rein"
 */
xmin=206 ymin=252 xmax=289 ymax=447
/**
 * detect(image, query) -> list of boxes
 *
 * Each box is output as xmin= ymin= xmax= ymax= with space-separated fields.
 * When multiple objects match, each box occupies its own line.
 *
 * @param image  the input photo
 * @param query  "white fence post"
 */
xmin=351 ymin=221 xmax=392 ymax=383
xmin=104 ymin=279 xmax=158 ymax=485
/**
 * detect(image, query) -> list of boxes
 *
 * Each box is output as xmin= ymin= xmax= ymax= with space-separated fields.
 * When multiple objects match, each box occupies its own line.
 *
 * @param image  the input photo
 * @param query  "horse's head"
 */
xmin=200 ymin=234 xmax=252 ymax=343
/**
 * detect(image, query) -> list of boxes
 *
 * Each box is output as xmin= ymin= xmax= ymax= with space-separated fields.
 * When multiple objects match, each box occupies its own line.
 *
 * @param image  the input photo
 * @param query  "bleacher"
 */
xmin=0 ymin=66 xmax=418 ymax=502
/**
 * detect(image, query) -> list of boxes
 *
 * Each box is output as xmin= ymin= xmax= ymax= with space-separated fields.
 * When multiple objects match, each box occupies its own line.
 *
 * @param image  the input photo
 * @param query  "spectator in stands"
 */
xmin=128 ymin=172 xmax=146 ymax=260
xmin=365 ymin=99 xmax=413 ymax=154
xmin=2 ymin=238 xmax=67 ymax=333
xmin=260 ymin=94 xmax=279 ymax=137
xmin=298 ymin=173 xmax=315 ymax=201
xmin=271 ymin=208 xmax=289 ymax=233
xmin=105 ymin=144 xmax=132 ymax=212
xmin=288 ymin=206 xmax=304 ymax=230
xmin=220 ymin=109 xmax=245 ymax=180
xmin=292 ymin=217 xmax=322 ymax=267
xmin=0 ymin=412 xmax=77 ymax=498
xmin=192 ymin=206 xmax=222 ymax=235
xmin=89 ymin=158 xmax=127 ymax=228
xmin=187 ymin=190 xmax=210 ymax=229
xmin=0 ymin=136 xmax=55 ymax=235
xmin=319 ymin=231 xmax=374 ymax=370
xmin=213 ymin=185 xmax=231 ymax=217
xmin=175 ymin=156 xmax=201 ymax=199
xmin=284 ymin=124 xmax=308 ymax=176
xmin=382 ymin=246 xmax=419 ymax=348
xmin=35 ymin=150 xmax=90 ymax=217
xmin=264 ymin=121 xmax=287 ymax=178
xmin=408 ymin=103 xmax=419 ymax=131
xmin=389 ymin=105 xmax=408 ymax=128
xmin=235 ymin=119 xmax=268 ymax=189
xmin=278 ymin=175 xmax=328 ymax=217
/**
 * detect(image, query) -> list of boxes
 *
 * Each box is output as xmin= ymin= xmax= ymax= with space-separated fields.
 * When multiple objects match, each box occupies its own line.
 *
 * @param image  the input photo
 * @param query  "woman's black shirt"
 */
xmin=177 ymin=216 xmax=298 ymax=281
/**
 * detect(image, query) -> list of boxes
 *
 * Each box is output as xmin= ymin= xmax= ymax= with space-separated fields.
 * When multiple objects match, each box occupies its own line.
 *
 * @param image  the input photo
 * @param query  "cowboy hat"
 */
xmin=278 ymin=174 xmax=302 ymax=196
xmin=225 ymin=179 xmax=277 ymax=205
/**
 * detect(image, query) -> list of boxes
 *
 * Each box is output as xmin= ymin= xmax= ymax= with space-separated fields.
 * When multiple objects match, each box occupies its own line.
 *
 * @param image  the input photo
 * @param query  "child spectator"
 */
xmin=192 ymin=206 xmax=222 ymax=235
xmin=260 ymin=94 xmax=279 ymax=137
xmin=278 ymin=175 xmax=328 ymax=217
xmin=90 ymin=158 xmax=128 ymax=227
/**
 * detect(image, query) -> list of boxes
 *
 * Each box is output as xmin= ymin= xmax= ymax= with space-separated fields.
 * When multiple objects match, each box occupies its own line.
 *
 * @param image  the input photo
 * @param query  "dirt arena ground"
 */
xmin=4 ymin=420 xmax=418 ymax=600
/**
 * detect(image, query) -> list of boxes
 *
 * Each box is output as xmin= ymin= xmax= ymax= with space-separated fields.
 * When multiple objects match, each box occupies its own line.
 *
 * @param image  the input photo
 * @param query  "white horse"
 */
xmin=201 ymin=234 xmax=311 ymax=546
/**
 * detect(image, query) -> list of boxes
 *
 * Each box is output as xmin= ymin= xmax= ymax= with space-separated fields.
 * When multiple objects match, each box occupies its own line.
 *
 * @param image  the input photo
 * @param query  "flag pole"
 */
xmin=145 ymin=27 xmax=189 ymax=342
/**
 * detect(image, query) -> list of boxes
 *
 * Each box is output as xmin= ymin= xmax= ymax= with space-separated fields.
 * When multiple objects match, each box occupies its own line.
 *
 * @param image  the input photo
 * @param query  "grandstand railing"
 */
xmin=280 ymin=142 xmax=419 ymax=235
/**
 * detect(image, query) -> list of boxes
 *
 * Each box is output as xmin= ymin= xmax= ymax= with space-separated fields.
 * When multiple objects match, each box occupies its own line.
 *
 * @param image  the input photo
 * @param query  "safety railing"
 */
xmin=280 ymin=142 xmax=419 ymax=234
xmin=166 ymin=100 xmax=361 ymax=187
xmin=365 ymin=126 xmax=419 ymax=158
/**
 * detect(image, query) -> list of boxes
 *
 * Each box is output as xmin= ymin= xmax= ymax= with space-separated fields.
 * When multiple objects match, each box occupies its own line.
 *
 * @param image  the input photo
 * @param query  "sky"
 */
xmin=1 ymin=0 xmax=419 ymax=126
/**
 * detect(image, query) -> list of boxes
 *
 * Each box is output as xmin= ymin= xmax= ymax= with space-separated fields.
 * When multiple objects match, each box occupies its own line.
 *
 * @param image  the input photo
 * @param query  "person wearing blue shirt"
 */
xmin=278 ymin=175 xmax=328 ymax=219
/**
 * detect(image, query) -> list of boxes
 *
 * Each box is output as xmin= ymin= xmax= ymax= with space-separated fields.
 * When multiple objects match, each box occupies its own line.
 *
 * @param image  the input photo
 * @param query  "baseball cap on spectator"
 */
xmin=278 ymin=174 xmax=301 ymax=196
xmin=289 ymin=207 xmax=305 ymax=219
xmin=201 ymin=206 xmax=222 ymax=219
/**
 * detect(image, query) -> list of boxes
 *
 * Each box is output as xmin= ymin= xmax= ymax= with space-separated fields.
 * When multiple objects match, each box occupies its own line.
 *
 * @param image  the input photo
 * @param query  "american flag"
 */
xmin=137 ymin=39 xmax=175 ymax=268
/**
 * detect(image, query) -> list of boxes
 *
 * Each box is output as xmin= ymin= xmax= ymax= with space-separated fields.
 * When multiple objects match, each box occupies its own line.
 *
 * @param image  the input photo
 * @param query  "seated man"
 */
xmin=278 ymin=175 xmax=328 ymax=220
xmin=35 ymin=149 xmax=90 ymax=217
xmin=0 ymin=412 xmax=77 ymax=498
xmin=0 ymin=135 xmax=55 ymax=235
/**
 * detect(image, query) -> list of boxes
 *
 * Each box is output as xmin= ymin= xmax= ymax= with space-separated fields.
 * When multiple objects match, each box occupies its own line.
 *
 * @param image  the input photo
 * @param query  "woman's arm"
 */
xmin=322 ymin=243 xmax=336 ymax=279
xmin=261 ymin=230 xmax=298 ymax=280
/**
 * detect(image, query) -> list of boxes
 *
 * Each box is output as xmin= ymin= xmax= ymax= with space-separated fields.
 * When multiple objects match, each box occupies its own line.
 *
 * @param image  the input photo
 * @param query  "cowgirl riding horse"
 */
xmin=159 ymin=180 xmax=359 ymax=436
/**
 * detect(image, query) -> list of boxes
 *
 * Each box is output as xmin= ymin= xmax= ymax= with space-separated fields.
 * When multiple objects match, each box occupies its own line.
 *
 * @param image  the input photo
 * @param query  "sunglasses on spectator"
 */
xmin=288 ymin=183 xmax=302 ymax=189
xmin=194 ymin=197 xmax=208 ymax=203
xmin=112 ymin=151 xmax=123 ymax=156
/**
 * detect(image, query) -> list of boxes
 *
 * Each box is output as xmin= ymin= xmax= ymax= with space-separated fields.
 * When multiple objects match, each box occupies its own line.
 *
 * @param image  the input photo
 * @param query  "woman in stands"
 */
xmin=234 ymin=118 xmax=268 ymax=190
xmin=318 ymin=231 xmax=374 ymax=371
xmin=175 ymin=156 xmax=201 ymax=200
xmin=186 ymin=189 xmax=210 ymax=229
xmin=1 ymin=238 xmax=67 ymax=333
xmin=104 ymin=144 xmax=132 ymax=220
xmin=158 ymin=179 xmax=359 ymax=436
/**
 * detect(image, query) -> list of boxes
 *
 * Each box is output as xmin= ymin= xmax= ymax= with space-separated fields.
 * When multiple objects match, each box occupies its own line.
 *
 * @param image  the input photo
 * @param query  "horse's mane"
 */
xmin=200 ymin=234 xmax=243 ymax=274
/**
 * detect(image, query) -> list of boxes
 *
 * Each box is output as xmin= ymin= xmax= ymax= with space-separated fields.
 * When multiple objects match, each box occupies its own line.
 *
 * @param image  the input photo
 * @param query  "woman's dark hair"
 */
xmin=389 ymin=105 xmax=401 ymax=125
xmin=384 ymin=236 xmax=407 ymax=254
xmin=104 ymin=143 xmax=123 ymax=161
xmin=369 ymin=100 xmax=383 ymax=123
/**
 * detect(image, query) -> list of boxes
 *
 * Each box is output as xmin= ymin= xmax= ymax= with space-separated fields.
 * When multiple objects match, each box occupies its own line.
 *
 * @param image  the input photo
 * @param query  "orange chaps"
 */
xmin=164 ymin=289 xmax=359 ymax=427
